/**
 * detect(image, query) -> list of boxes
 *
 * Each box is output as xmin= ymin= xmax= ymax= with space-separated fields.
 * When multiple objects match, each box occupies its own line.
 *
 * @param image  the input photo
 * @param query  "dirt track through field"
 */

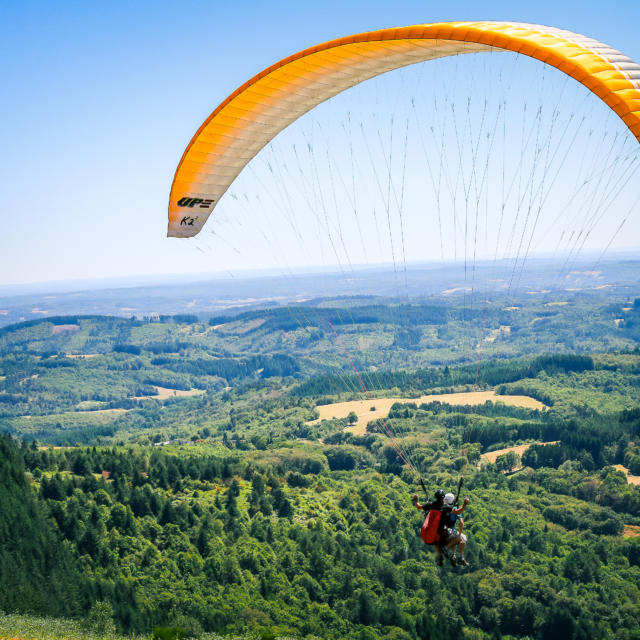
xmin=308 ymin=390 xmax=547 ymax=435
xmin=480 ymin=442 xmax=559 ymax=465
xmin=614 ymin=464 xmax=640 ymax=486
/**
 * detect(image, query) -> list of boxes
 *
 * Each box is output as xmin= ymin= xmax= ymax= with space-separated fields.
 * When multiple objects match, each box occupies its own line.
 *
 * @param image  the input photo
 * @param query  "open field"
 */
xmin=484 ymin=326 xmax=511 ymax=342
xmin=614 ymin=464 xmax=640 ymax=486
xmin=308 ymin=390 xmax=547 ymax=435
xmin=133 ymin=385 xmax=206 ymax=400
xmin=480 ymin=441 xmax=559 ymax=465
xmin=77 ymin=408 xmax=129 ymax=415
xmin=212 ymin=317 xmax=267 ymax=334
xmin=624 ymin=525 xmax=640 ymax=538
xmin=51 ymin=324 xmax=79 ymax=335
xmin=64 ymin=353 xmax=100 ymax=359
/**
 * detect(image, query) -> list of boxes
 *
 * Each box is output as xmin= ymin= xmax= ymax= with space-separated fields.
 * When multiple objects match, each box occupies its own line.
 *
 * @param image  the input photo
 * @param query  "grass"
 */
xmin=0 ymin=612 xmax=299 ymax=640
xmin=0 ymin=612 xmax=136 ymax=640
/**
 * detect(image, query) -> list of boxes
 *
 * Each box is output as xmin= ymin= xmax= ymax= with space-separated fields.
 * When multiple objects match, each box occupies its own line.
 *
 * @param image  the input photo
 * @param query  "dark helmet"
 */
xmin=434 ymin=489 xmax=445 ymax=501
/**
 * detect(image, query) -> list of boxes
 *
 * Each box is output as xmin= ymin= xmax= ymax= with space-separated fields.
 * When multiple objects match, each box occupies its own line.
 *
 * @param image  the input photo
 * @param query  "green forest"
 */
xmin=2 ymin=294 xmax=640 ymax=639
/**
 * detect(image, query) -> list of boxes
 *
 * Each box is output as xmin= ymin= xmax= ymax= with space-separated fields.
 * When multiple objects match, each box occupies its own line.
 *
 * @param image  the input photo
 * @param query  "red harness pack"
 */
xmin=421 ymin=509 xmax=442 ymax=545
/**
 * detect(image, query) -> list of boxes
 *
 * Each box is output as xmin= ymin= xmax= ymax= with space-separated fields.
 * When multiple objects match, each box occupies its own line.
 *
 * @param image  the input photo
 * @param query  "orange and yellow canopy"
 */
xmin=168 ymin=21 xmax=640 ymax=238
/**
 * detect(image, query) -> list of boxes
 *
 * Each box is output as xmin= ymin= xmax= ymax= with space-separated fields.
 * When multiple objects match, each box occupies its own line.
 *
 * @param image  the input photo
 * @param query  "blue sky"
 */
xmin=1 ymin=0 xmax=639 ymax=286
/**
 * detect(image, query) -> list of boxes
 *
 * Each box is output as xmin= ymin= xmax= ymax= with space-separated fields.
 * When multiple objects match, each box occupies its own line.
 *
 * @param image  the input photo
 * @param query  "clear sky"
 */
xmin=1 ymin=0 xmax=639 ymax=287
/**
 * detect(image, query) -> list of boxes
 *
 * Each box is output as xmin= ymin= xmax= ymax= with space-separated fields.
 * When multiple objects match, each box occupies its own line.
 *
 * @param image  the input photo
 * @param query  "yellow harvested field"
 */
xmin=66 ymin=353 xmax=100 ymax=359
xmin=544 ymin=301 xmax=568 ymax=306
xmin=480 ymin=441 xmax=559 ymax=464
xmin=309 ymin=390 xmax=547 ymax=435
xmin=484 ymin=325 xmax=511 ymax=342
xmin=614 ymin=464 xmax=640 ymax=486
xmin=442 ymin=286 xmax=471 ymax=294
xmin=624 ymin=525 xmax=640 ymax=538
xmin=133 ymin=385 xmax=206 ymax=400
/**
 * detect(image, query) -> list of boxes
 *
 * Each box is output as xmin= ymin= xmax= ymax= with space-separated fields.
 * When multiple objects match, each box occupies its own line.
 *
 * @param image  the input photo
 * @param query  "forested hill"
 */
xmin=0 ymin=437 xmax=87 ymax=618
xmin=2 ymin=295 xmax=640 ymax=639
xmin=291 ymin=353 xmax=596 ymax=397
xmin=2 ymin=427 xmax=640 ymax=639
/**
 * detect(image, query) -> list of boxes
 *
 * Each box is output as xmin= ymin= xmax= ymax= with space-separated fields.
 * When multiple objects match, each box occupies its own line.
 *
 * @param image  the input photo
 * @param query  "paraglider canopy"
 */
xmin=168 ymin=21 xmax=640 ymax=238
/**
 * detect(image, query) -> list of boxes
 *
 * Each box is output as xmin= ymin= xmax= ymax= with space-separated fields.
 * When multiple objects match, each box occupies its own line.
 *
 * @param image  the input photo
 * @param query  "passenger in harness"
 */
xmin=442 ymin=492 xmax=470 ymax=567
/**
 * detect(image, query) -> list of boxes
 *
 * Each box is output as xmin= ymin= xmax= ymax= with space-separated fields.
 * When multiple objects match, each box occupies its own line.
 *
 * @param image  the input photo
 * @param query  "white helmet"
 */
xmin=444 ymin=493 xmax=455 ymax=505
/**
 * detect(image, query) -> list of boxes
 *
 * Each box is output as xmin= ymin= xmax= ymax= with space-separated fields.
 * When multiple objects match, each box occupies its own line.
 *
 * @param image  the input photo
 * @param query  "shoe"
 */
xmin=450 ymin=554 xmax=458 ymax=566
xmin=457 ymin=557 xmax=470 ymax=567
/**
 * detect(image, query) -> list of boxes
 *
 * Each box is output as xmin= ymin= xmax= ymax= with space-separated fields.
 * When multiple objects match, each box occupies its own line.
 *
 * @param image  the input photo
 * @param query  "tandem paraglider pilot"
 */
xmin=412 ymin=488 xmax=470 ymax=567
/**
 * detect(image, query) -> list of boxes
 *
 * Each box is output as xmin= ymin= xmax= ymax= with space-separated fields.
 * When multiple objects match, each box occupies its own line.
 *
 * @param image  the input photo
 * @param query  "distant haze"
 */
xmin=1 ymin=256 xmax=639 ymax=328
